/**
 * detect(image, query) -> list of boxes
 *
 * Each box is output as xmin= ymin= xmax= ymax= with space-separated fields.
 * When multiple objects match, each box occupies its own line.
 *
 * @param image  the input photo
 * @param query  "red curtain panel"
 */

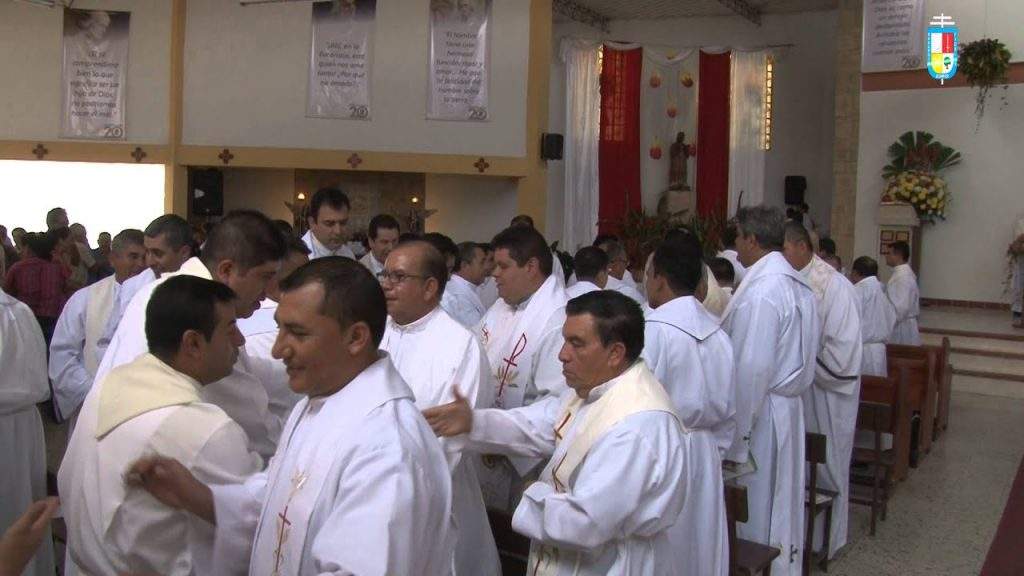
xmin=696 ymin=50 xmax=731 ymax=219
xmin=598 ymin=45 xmax=642 ymax=234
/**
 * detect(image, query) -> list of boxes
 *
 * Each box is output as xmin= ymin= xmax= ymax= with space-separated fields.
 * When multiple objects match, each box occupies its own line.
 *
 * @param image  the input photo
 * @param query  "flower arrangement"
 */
xmin=880 ymin=131 xmax=961 ymax=224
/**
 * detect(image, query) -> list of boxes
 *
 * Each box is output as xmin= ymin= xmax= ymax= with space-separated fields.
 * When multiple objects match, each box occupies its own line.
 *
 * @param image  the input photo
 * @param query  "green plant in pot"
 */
xmin=959 ymin=38 xmax=1012 ymax=127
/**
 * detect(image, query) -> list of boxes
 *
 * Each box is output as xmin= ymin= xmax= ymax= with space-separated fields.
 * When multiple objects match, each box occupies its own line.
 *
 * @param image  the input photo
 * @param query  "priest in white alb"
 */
xmin=50 ymin=229 xmax=147 ymax=423
xmin=425 ymin=291 xmax=688 ymax=575
xmin=477 ymin=243 xmax=500 ymax=309
xmin=641 ymin=233 xmax=733 ymax=576
xmin=718 ymin=223 xmax=747 ymax=285
xmin=850 ymin=256 xmax=896 ymax=377
xmin=0 ymin=256 xmax=54 ymax=576
xmin=784 ymin=222 xmax=863 ymax=558
xmin=442 ymin=241 xmax=489 ymax=328
xmin=60 ymin=276 xmax=262 ymax=576
xmin=565 ymin=246 xmax=646 ymax=305
xmin=358 ymin=214 xmax=399 ymax=277
xmin=95 ymin=211 xmax=287 ymax=460
xmin=301 ymin=188 xmax=357 ymax=260
xmin=599 ymin=240 xmax=645 ymax=302
xmin=721 ymin=206 xmax=819 ymax=576
xmin=131 ymin=258 xmax=454 ymax=576
xmin=884 ymin=240 xmax=921 ymax=345
xmin=237 ymin=236 xmax=310 ymax=423
xmin=475 ymin=226 xmax=569 ymax=511
xmin=379 ymin=241 xmax=500 ymax=576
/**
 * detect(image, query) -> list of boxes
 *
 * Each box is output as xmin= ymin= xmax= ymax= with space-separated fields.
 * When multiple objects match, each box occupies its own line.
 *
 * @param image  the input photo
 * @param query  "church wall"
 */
xmin=0 ymin=0 xmax=171 ymax=144
xmin=855 ymin=86 xmax=1024 ymax=304
xmin=182 ymin=0 xmax=529 ymax=158
xmin=545 ymin=10 xmax=839 ymax=246
xmin=222 ymin=167 xmax=296 ymax=224
xmin=425 ymin=174 xmax=518 ymax=243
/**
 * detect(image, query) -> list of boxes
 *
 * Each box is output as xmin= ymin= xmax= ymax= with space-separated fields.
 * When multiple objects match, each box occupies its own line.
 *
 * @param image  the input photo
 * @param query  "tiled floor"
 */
xmin=919 ymin=306 xmax=1021 ymax=337
xmin=826 ymin=392 xmax=1024 ymax=576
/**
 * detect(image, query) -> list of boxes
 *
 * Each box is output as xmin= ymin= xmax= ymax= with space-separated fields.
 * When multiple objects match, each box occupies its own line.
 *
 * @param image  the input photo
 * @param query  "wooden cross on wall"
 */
xmin=218 ymin=148 xmax=234 ymax=165
xmin=131 ymin=147 xmax=147 ymax=163
xmin=474 ymin=157 xmax=490 ymax=173
xmin=32 ymin=144 xmax=49 ymax=160
xmin=346 ymin=153 xmax=363 ymax=169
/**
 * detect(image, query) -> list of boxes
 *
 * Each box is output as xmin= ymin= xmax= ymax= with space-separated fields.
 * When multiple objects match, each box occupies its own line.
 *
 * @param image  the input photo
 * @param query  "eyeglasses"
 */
xmin=377 ymin=270 xmax=427 ymax=284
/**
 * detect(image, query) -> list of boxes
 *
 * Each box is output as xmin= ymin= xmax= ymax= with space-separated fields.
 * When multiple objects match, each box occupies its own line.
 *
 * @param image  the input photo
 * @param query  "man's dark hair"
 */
xmin=405 ymin=240 xmax=449 ymax=296
xmin=491 ymin=226 xmax=552 ymax=276
xmin=479 ymin=242 xmax=493 ymax=254
xmin=818 ymin=236 xmax=837 ymax=257
xmin=309 ymin=188 xmax=351 ymax=222
xmin=784 ymin=221 xmax=813 ymax=249
xmin=273 ymin=219 xmax=295 ymax=238
xmin=399 ymin=232 xmax=420 ymax=243
xmin=786 ymin=207 xmax=804 ymax=224
xmin=146 ymin=275 xmax=236 ymax=360
xmin=852 ymin=256 xmax=879 ymax=278
xmin=736 ymin=205 xmax=785 ymax=251
xmin=722 ymin=223 xmax=738 ymax=249
xmin=201 ymin=210 xmax=287 ymax=272
xmin=566 ymin=290 xmax=644 ymax=363
xmin=573 ymin=246 xmax=608 ymax=282
xmin=888 ymin=241 xmax=910 ymax=262
xmin=111 ymin=229 xmax=145 ymax=253
xmin=510 ymin=214 xmax=535 ymax=229
xmin=421 ymin=232 xmax=458 ymax=265
xmin=26 ymin=232 xmax=56 ymax=259
xmin=368 ymin=214 xmax=400 ymax=240
xmin=46 ymin=207 xmax=67 ymax=230
xmin=651 ymin=234 xmax=704 ymax=295
xmin=279 ymin=257 xmax=387 ymax=346
xmin=592 ymin=233 xmax=619 ymax=248
xmin=145 ymin=214 xmax=193 ymax=250
xmin=285 ymin=235 xmax=312 ymax=257
xmin=455 ymin=241 xmax=482 ymax=272
xmin=706 ymin=257 xmax=735 ymax=286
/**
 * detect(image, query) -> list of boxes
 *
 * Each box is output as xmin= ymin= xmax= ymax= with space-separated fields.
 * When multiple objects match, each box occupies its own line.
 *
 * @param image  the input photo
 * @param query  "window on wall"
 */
xmin=0 ymin=160 xmax=165 ymax=244
xmin=764 ymin=54 xmax=774 ymax=151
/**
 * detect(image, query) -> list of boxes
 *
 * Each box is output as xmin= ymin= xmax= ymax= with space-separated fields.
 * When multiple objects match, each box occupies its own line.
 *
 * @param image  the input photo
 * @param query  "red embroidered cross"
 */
xmin=273 ymin=506 xmax=292 ymax=575
xmin=497 ymin=333 xmax=527 ymax=398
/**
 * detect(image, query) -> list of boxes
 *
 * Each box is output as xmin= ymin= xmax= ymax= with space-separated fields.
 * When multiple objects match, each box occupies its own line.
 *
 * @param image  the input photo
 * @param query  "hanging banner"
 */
xmin=307 ymin=0 xmax=375 ymax=120
xmin=61 ymin=9 xmax=130 ymax=140
xmin=427 ymin=0 xmax=491 ymax=121
xmin=862 ymin=0 xmax=925 ymax=72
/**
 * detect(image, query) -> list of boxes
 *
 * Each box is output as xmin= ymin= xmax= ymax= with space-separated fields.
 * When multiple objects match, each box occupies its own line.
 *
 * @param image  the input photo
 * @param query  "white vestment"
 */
xmin=886 ymin=263 xmax=921 ymax=345
xmin=855 ymin=276 xmax=896 ymax=377
xmin=467 ymin=362 xmax=688 ymax=575
xmin=718 ymin=249 xmax=747 ymax=285
xmin=101 ymin=268 xmax=157 ymax=348
xmin=300 ymin=230 xmax=356 ymax=260
xmin=702 ymin=266 xmax=730 ymax=317
xmin=237 ymin=298 xmax=303 ymax=424
xmin=475 ymin=274 xmax=569 ymax=510
xmin=441 ymin=274 xmax=487 ymax=329
xmin=641 ymin=295 xmax=732 ymax=576
xmin=209 ymin=355 xmax=454 ymax=576
xmin=49 ymin=275 xmax=121 ymax=421
xmin=564 ymin=279 xmax=599 ymax=299
xmin=0 ymin=289 xmax=54 ymax=576
xmin=721 ymin=251 xmax=819 ymax=576
xmin=800 ymin=256 xmax=863 ymax=558
xmin=477 ymin=276 xmax=499 ymax=310
xmin=59 ymin=354 xmax=261 ymax=576
xmin=95 ymin=257 xmax=282 ymax=460
xmin=358 ymin=251 xmax=384 ymax=277
xmin=604 ymin=275 xmax=646 ymax=305
xmin=380 ymin=307 xmax=500 ymax=576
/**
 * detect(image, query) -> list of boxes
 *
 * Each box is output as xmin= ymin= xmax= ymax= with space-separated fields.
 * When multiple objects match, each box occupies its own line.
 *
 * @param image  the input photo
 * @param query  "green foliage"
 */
xmin=960 ymin=38 xmax=1012 ymax=126
xmin=882 ymin=131 xmax=961 ymax=180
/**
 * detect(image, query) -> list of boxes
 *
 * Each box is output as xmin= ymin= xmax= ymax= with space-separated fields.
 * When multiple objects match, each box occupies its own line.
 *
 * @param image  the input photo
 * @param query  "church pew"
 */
xmin=886 ymin=345 xmax=938 ymax=459
xmin=934 ymin=337 xmax=953 ymax=438
xmin=860 ymin=368 xmax=914 ymax=481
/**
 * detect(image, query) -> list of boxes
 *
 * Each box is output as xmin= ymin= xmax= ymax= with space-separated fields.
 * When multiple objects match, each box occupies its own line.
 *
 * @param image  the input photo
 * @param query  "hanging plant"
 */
xmin=959 ymin=38 xmax=1012 ymax=126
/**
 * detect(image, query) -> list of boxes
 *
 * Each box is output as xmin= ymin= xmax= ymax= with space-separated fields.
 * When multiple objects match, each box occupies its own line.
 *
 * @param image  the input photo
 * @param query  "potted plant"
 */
xmin=880 ymin=131 xmax=961 ymax=224
xmin=960 ymin=38 xmax=1012 ymax=127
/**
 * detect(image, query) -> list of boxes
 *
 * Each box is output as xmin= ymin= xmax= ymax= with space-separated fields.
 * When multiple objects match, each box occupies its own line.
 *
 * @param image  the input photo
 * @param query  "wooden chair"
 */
xmin=804 ymin=432 xmax=837 ymax=574
xmin=487 ymin=508 xmax=530 ymax=576
xmin=933 ymin=337 xmax=953 ymax=438
xmin=850 ymin=399 xmax=896 ymax=535
xmin=859 ymin=370 xmax=912 ymax=482
xmin=886 ymin=344 xmax=939 ymax=460
xmin=725 ymin=482 xmax=781 ymax=576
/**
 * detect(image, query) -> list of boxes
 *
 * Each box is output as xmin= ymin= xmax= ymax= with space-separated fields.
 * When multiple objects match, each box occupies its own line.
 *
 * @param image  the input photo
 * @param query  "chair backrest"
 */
xmin=860 ymin=374 xmax=902 ymax=435
xmin=724 ymin=481 xmax=747 ymax=573
xmin=856 ymin=400 xmax=894 ymax=435
xmin=806 ymin=432 xmax=827 ymax=464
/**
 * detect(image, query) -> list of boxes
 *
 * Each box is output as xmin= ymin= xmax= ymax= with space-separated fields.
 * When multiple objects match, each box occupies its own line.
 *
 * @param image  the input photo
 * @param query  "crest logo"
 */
xmin=926 ymin=13 xmax=958 ymax=84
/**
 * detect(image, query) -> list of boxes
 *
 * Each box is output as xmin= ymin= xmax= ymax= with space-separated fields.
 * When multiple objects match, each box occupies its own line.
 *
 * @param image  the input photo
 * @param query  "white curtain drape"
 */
xmin=728 ymin=50 xmax=768 ymax=217
xmin=560 ymin=39 xmax=602 ymax=252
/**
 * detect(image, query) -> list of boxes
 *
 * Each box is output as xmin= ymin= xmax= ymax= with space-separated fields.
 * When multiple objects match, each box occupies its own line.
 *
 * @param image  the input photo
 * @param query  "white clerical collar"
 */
xmin=389 ymin=306 xmax=441 ymax=334
xmin=308 ymin=231 xmax=346 ymax=257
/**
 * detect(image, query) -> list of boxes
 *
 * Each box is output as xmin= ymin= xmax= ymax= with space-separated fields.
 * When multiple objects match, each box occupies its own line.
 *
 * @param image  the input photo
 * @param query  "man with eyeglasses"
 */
xmin=377 ymin=240 xmax=500 ymax=576
xmin=598 ymin=240 xmax=646 ymax=304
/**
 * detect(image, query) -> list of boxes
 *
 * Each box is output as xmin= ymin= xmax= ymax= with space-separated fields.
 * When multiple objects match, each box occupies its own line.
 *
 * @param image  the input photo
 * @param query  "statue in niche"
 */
xmin=658 ymin=132 xmax=696 ymax=222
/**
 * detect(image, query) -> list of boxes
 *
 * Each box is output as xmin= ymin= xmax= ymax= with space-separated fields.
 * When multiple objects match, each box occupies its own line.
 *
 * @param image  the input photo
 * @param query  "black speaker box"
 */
xmin=541 ymin=133 xmax=564 ymax=161
xmin=784 ymin=175 xmax=806 ymax=205
xmin=190 ymin=168 xmax=224 ymax=217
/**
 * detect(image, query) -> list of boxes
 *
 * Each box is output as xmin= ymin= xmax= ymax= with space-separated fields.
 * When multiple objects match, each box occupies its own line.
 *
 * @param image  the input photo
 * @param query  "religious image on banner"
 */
xmin=307 ymin=0 xmax=376 ymax=120
xmin=641 ymin=50 xmax=699 ymax=219
xmin=427 ymin=0 xmax=491 ymax=121
xmin=61 ymin=9 xmax=130 ymax=140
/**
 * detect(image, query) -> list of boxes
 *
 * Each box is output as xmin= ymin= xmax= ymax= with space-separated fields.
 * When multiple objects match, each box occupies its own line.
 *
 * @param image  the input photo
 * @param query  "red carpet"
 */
xmin=980 ymin=454 xmax=1024 ymax=575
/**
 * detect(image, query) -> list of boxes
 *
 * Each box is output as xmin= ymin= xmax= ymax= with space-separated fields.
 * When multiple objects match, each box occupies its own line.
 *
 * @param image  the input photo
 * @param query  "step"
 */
xmin=950 ymin=353 xmax=1024 ymax=379
xmin=952 ymin=374 xmax=1024 ymax=400
xmin=921 ymin=333 xmax=1024 ymax=357
xmin=920 ymin=326 xmax=1024 ymax=343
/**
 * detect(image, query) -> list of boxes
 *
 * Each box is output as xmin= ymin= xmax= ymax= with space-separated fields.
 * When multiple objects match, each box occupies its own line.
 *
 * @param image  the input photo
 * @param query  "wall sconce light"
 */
xmin=297 ymin=192 xmax=306 ymax=201
xmin=411 ymin=196 xmax=420 ymax=204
